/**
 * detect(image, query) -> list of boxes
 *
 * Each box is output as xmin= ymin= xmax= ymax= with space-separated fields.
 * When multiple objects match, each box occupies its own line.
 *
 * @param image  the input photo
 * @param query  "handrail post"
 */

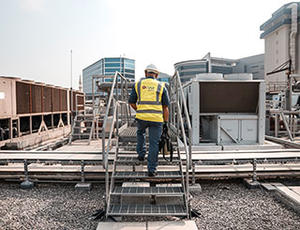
xmin=176 ymin=71 xmax=192 ymax=169
xmin=170 ymin=71 xmax=192 ymax=217
xmin=102 ymin=72 xmax=119 ymax=168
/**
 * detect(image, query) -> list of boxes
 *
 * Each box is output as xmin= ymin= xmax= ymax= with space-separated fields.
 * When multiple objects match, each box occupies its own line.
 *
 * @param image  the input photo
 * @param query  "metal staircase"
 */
xmin=101 ymin=71 xmax=192 ymax=220
xmin=68 ymin=114 xmax=98 ymax=144
xmin=106 ymin=136 xmax=189 ymax=217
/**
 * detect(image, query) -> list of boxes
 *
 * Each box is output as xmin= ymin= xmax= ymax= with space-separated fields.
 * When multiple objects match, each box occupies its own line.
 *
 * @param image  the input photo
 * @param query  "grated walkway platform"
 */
xmin=108 ymin=204 xmax=187 ymax=216
xmin=112 ymin=186 xmax=184 ymax=196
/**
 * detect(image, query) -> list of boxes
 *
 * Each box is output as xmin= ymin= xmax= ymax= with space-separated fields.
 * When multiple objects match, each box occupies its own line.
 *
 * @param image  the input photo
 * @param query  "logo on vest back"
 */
xmin=142 ymin=85 xmax=155 ymax=91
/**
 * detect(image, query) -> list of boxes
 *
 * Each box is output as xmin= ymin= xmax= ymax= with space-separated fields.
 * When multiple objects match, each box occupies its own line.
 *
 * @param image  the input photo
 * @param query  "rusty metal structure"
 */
xmin=0 ymin=76 xmax=84 ymax=148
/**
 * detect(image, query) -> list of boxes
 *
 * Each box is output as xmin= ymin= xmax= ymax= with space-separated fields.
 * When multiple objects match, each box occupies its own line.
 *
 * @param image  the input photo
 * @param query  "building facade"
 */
xmin=82 ymin=57 xmax=135 ymax=97
xmin=260 ymin=2 xmax=300 ymax=92
xmin=234 ymin=54 xmax=265 ymax=80
xmin=158 ymin=72 xmax=171 ymax=83
xmin=174 ymin=59 xmax=208 ymax=83
xmin=174 ymin=52 xmax=263 ymax=83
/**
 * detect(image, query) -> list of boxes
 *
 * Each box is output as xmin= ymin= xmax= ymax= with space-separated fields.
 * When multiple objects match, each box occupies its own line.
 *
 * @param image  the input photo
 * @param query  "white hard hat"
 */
xmin=145 ymin=64 xmax=159 ymax=74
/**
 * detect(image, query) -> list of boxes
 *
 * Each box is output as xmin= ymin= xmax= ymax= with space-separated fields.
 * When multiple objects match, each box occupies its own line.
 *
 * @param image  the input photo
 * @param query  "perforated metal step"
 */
xmin=112 ymin=186 xmax=184 ymax=196
xmin=119 ymin=127 xmax=138 ymax=142
xmin=73 ymin=127 xmax=92 ymax=130
xmin=116 ymin=156 xmax=180 ymax=165
xmin=77 ymin=114 xmax=94 ymax=118
xmin=108 ymin=204 xmax=187 ymax=216
xmin=113 ymin=171 xmax=181 ymax=179
xmin=72 ymin=133 xmax=91 ymax=136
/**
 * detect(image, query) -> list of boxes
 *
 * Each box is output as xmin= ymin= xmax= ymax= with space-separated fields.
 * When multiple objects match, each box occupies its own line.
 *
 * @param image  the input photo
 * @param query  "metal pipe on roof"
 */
xmin=288 ymin=3 xmax=298 ymax=73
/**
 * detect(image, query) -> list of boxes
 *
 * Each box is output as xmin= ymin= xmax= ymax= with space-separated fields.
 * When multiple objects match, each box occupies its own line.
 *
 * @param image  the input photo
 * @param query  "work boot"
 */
xmin=137 ymin=156 xmax=145 ymax=161
xmin=148 ymin=170 xmax=157 ymax=177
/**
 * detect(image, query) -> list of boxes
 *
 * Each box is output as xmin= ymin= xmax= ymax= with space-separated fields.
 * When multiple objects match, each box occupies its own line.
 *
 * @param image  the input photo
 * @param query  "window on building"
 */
xmin=105 ymin=58 xmax=121 ymax=62
xmin=105 ymin=68 xmax=121 ymax=73
xmin=124 ymin=63 xmax=135 ymax=69
xmin=125 ymin=69 xmax=135 ymax=73
xmin=124 ymin=59 xmax=135 ymax=64
xmin=105 ymin=63 xmax=121 ymax=67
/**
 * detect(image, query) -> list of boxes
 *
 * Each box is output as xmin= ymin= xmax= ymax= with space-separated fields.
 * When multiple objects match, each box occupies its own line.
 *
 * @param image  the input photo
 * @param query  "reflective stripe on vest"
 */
xmin=135 ymin=78 xmax=164 ymax=122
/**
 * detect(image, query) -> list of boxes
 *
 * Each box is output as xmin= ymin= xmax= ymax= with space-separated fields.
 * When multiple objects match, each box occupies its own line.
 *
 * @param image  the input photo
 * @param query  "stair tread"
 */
xmin=72 ymin=133 xmax=91 ymax=136
xmin=112 ymin=186 xmax=184 ymax=195
xmin=108 ymin=204 xmax=187 ymax=216
xmin=113 ymin=171 xmax=181 ymax=179
xmin=116 ymin=156 xmax=179 ymax=165
xmin=119 ymin=142 xmax=178 ymax=146
xmin=77 ymin=114 xmax=94 ymax=117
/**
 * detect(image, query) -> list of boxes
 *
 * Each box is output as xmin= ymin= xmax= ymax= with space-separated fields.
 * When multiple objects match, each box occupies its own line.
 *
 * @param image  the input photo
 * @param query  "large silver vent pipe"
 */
xmin=288 ymin=3 xmax=298 ymax=73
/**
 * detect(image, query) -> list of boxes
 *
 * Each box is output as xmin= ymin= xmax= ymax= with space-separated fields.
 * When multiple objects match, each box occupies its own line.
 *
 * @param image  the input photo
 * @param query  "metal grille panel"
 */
xmin=116 ymin=156 xmax=180 ymax=165
xmin=113 ymin=171 xmax=181 ymax=179
xmin=112 ymin=186 xmax=183 ymax=195
xmin=108 ymin=204 xmax=187 ymax=216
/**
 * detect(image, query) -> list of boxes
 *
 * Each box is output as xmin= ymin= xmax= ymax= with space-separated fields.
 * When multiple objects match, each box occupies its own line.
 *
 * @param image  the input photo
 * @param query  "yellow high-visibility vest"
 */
xmin=135 ymin=78 xmax=165 ymax=122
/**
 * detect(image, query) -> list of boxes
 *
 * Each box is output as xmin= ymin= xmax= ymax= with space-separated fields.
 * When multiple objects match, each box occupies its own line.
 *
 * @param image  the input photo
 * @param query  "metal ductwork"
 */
xmin=288 ymin=3 xmax=298 ymax=73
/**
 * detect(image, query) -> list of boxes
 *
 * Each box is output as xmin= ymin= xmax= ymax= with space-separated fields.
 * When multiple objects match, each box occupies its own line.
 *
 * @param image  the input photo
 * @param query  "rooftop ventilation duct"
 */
xmin=288 ymin=3 xmax=298 ymax=73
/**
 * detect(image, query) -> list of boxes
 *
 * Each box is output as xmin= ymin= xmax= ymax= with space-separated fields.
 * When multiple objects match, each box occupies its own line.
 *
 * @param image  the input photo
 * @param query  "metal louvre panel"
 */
xmin=199 ymin=82 xmax=259 ymax=113
xmin=43 ymin=86 xmax=52 ymax=113
xmin=60 ymin=89 xmax=67 ymax=111
xmin=16 ymin=82 xmax=31 ymax=114
xmin=31 ymin=85 xmax=42 ymax=113
xmin=52 ymin=88 xmax=60 ymax=112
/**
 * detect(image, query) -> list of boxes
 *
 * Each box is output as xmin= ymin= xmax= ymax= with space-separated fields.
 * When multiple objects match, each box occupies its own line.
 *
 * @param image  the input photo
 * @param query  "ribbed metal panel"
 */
xmin=61 ymin=89 xmax=67 ymax=111
xmin=52 ymin=88 xmax=60 ymax=112
xmin=16 ymin=82 xmax=31 ymax=114
xmin=31 ymin=84 xmax=42 ymax=113
xmin=199 ymin=82 xmax=259 ymax=113
xmin=43 ymin=86 xmax=52 ymax=113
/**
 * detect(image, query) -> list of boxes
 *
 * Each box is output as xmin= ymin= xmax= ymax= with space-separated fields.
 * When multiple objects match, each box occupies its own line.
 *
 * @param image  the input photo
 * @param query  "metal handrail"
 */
xmin=170 ymin=71 xmax=192 ymax=168
xmin=101 ymin=72 xmax=129 ymax=168
xmin=169 ymin=71 xmax=192 ymax=216
xmin=100 ymin=71 xmax=131 ymax=207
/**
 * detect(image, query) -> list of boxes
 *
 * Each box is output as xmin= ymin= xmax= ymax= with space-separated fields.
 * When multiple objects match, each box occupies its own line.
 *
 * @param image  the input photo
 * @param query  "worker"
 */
xmin=129 ymin=64 xmax=170 ymax=176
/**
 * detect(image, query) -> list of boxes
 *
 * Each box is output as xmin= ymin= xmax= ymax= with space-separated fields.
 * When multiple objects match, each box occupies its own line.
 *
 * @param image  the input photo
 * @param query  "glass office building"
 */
xmin=174 ymin=53 xmax=235 ymax=83
xmin=158 ymin=72 xmax=171 ymax=83
xmin=174 ymin=52 xmax=265 ymax=83
xmin=82 ymin=57 xmax=135 ymax=97
xmin=174 ymin=60 xmax=209 ymax=83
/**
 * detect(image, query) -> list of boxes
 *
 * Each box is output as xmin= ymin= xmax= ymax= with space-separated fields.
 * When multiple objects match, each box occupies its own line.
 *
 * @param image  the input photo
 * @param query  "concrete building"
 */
xmin=82 ymin=57 xmax=135 ymax=97
xmin=78 ymin=75 xmax=83 ymax=92
xmin=158 ymin=72 xmax=171 ymax=83
xmin=174 ymin=52 xmax=264 ymax=83
xmin=234 ymin=54 xmax=265 ymax=80
xmin=260 ymin=2 xmax=300 ymax=92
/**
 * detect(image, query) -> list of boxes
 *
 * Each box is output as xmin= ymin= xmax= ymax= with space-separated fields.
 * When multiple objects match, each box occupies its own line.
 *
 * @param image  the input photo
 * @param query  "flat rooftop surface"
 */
xmin=1 ymin=180 xmax=299 ymax=230
xmin=97 ymin=221 xmax=198 ymax=230
xmin=56 ymin=140 xmax=103 ymax=152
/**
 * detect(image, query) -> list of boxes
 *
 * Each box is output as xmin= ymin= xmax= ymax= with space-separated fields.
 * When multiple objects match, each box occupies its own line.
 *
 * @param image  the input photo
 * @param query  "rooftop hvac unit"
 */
xmin=184 ymin=77 xmax=265 ymax=146
xmin=195 ymin=73 xmax=223 ymax=81
xmin=224 ymin=73 xmax=253 ymax=81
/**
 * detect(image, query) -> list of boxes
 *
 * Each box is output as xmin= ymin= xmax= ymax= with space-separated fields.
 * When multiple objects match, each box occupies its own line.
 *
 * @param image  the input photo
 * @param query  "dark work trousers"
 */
xmin=136 ymin=119 xmax=162 ymax=173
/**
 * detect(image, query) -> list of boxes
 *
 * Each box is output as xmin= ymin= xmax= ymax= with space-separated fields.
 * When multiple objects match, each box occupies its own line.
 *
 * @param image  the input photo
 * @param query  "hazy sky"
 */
xmin=0 ymin=0 xmax=291 ymax=89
